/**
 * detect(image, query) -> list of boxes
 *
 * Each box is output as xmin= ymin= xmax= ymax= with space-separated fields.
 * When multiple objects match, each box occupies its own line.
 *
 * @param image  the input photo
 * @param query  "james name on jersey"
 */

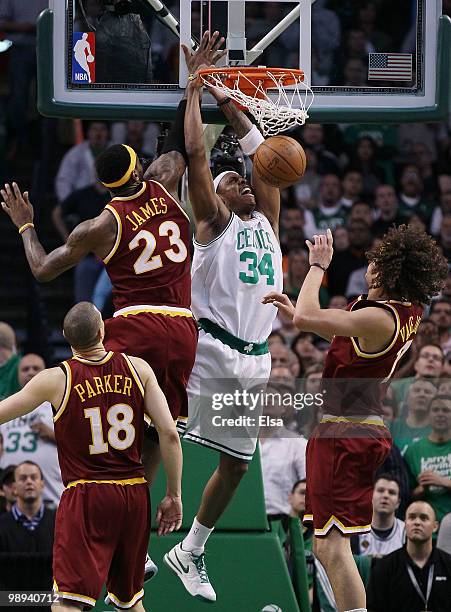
xmin=125 ymin=197 xmax=168 ymax=232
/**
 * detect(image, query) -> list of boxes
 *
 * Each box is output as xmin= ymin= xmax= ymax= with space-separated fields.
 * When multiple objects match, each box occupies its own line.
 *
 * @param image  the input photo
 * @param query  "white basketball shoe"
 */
xmin=164 ymin=543 xmax=216 ymax=602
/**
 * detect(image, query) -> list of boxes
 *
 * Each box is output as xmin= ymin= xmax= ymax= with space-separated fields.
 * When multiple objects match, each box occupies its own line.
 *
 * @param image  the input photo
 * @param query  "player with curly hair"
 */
xmin=263 ymin=224 xmax=448 ymax=612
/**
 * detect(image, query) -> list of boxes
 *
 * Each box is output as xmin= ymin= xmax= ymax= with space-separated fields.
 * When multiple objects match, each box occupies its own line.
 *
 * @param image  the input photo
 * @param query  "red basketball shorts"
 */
xmin=53 ymin=482 xmax=150 ymax=609
xmin=104 ymin=310 xmax=198 ymax=427
xmin=304 ymin=419 xmax=392 ymax=536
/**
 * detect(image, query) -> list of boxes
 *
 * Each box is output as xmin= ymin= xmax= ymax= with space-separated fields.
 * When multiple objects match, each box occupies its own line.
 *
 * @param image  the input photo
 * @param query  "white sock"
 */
xmin=182 ymin=517 xmax=214 ymax=555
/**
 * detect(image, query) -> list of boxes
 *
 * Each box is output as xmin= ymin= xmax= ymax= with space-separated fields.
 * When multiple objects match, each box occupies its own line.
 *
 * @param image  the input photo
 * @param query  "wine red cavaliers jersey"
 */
xmin=322 ymin=296 xmax=423 ymax=417
xmin=53 ymin=352 xmax=147 ymax=486
xmin=103 ymin=180 xmax=191 ymax=311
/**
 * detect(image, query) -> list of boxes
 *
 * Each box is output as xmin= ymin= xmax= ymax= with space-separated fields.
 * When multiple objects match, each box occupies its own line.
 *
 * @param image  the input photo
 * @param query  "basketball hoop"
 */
xmin=197 ymin=67 xmax=314 ymax=137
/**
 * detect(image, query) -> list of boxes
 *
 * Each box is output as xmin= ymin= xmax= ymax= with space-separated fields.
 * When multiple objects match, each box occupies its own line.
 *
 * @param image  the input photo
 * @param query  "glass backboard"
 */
xmin=37 ymin=0 xmax=450 ymax=123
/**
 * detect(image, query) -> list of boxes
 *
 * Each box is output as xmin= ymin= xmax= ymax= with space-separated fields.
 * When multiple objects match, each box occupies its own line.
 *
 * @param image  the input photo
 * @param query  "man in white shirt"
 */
xmin=0 ymin=354 xmax=63 ymax=506
xmin=259 ymin=382 xmax=308 ymax=517
xmin=353 ymin=473 xmax=405 ymax=557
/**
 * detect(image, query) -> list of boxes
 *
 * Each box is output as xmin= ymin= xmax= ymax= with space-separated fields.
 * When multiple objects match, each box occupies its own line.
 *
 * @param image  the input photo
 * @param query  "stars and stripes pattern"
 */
xmin=368 ymin=53 xmax=412 ymax=81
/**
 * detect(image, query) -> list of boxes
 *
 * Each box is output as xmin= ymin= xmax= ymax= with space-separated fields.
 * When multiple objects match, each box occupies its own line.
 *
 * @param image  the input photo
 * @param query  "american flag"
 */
xmin=368 ymin=53 xmax=412 ymax=81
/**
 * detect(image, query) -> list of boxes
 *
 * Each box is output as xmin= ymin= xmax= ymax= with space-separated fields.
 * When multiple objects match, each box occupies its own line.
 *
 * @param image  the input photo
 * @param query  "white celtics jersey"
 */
xmin=0 ymin=402 xmax=64 ymax=505
xmin=357 ymin=518 xmax=405 ymax=556
xmin=191 ymin=211 xmax=283 ymax=343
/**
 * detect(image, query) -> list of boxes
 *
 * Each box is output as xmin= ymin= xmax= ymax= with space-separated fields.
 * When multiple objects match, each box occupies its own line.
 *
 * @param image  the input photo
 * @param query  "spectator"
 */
xmin=332 ymin=226 xmax=349 ymax=252
xmin=259 ymin=383 xmax=307 ymax=519
xmin=405 ymin=395 xmax=451 ymax=525
xmin=395 ymin=320 xmax=441 ymax=381
xmin=339 ymin=170 xmax=364 ymax=209
xmin=268 ymin=331 xmax=286 ymax=349
xmin=291 ymin=332 xmax=322 ymax=373
xmin=298 ymin=124 xmax=340 ymax=176
xmin=54 ymin=121 xmax=110 ymax=225
xmin=0 ymin=0 xmax=48 ymax=155
xmin=352 ymin=473 xmax=405 ymax=556
xmin=0 ymin=354 xmax=63 ymax=506
xmin=308 ymin=174 xmax=347 ymax=233
xmin=390 ymin=378 xmax=435 ymax=455
xmin=437 ymin=512 xmax=451 ymax=555
xmin=328 ymin=295 xmax=347 ymax=309
xmin=0 ymin=464 xmax=16 ymax=513
xmin=376 ymin=444 xmax=412 ymax=519
xmin=429 ymin=299 xmax=451 ymax=354
xmin=390 ymin=343 xmax=444 ymax=407
xmin=367 ymin=501 xmax=451 ymax=612
xmin=348 ymin=201 xmax=374 ymax=227
xmin=431 ymin=181 xmax=451 ymax=235
xmin=0 ymin=322 xmax=19 ymax=401
xmin=110 ymin=121 xmax=159 ymax=159
xmin=342 ymin=58 xmax=367 ymax=87
xmin=293 ymin=147 xmax=322 ymax=208
xmin=327 ymin=218 xmax=373 ymax=297
xmin=372 ymin=184 xmax=410 ymax=238
xmin=347 ymin=136 xmax=385 ymax=198
xmin=438 ymin=213 xmax=451 ymax=260
xmin=280 ymin=207 xmax=308 ymax=253
xmin=398 ymin=164 xmax=434 ymax=224
xmin=289 ymin=478 xmax=307 ymax=520
xmin=356 ymin=1 xmax=392 ymax=51
xmin=0 ymin=461 xmax=55 ymax=591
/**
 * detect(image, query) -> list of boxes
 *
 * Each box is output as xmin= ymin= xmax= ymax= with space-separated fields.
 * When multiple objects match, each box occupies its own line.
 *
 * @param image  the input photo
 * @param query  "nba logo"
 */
xmin=72 ymin=32 xmax=95 ymax=84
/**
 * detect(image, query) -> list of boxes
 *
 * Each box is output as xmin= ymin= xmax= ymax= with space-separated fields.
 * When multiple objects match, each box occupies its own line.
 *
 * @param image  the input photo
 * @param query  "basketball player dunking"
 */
xmin=0 ymin=302 xmax=183 ymax=611
xmin=263 ymin=226 xmax=447 ymax=612
xmin=164 ymin=43 xmax=283 ymax=601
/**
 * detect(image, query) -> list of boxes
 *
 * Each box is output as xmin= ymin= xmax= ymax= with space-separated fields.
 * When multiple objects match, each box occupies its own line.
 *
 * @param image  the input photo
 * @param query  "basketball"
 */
xmin=87 ymin=54 xmax=94 ymax=62
xmin=253 ymin=135 xmax=306 ymax=189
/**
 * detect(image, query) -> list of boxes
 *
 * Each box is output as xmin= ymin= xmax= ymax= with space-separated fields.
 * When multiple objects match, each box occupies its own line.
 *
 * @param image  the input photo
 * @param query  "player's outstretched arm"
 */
xmin=129 ymin=356 xmax=183 ymax=535
xmin=264 ymin=230 xmax=395 ymax=343
xmin=210 ymin=90 xmax=281 ymax=235
xmin=1 ymin=183 xmax=116 ymax=281
xmin=183 ymin=70 xmax=230 ymax=243
xmin=0 ymin=368 xmax=64 ymax=424
xmin=146 ymin=31 xmax=227 ymax=198
xmin=295 ymin=231 xmax=394 ymax=342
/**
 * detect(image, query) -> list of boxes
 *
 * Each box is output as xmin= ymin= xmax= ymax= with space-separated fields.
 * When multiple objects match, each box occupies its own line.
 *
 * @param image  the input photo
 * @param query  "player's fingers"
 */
xmin=181 ymin=44 xmax=191 ymax=61
xmin=12 ymin=182 xmax=22 ymax=199
xmin=305 ymin=239 xmax=313 ymax=251
xmin=208 ymin=31 xmax=219 ymax=50
xmin=5 ymin=183 xmax=13 ymax=198
xmin=23 ymin=191 xmax=31 ymax=208
xmin=326 ymin=228 xmax=333 ymax=246
xmin=1 ymin=202 xmax=10 ymax=213
xmin=201 ymin=30 xmax=210 ymax=49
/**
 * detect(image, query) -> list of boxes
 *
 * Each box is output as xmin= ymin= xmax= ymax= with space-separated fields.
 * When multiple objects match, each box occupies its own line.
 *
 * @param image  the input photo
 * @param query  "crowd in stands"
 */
xmin=0 ymin=1 xmax=451 ymax=610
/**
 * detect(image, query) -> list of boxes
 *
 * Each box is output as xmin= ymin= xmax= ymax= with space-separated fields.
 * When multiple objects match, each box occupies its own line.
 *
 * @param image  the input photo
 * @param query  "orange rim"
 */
xmin=198 ymin=66 xmax=305 ymax=96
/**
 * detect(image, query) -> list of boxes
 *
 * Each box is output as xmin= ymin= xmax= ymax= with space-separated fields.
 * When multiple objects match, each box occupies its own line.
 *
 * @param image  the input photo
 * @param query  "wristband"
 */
xmin=238 ymin=124 xmax=265 ymax=156
xmin=217 ymin=97 xmax=232 ymax=107
xmin=18 ymin=222 xmax=34 ymax=235
xmin=311 ymin=262 xmax=327 ymax=272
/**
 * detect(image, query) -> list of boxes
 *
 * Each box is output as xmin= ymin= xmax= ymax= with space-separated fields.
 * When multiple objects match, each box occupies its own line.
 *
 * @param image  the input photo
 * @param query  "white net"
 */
xmin=201 ymin=69 xmax=314 ymax=137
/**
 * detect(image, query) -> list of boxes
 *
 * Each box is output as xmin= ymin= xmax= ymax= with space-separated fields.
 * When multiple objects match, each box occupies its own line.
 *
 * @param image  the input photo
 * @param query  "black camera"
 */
xmin=211 ymin=132 xmax=246 ymax=178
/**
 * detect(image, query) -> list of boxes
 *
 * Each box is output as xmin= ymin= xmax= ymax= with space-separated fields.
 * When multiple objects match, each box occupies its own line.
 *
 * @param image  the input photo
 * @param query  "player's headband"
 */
xmin=101 ymin=144 xmax=137 ymax=188
xmin=213 ymin=170 xmax=239 ymax=193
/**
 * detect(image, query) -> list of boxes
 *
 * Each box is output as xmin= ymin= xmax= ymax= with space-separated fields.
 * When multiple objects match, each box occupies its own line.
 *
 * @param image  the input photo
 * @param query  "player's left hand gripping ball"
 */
xmin=1 ymin=182 xmax=34 ymax=228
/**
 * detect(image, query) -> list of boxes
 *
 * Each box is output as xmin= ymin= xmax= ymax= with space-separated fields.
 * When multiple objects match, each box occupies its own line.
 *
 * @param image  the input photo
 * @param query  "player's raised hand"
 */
xmin=182 ymin=30 xmax=226 ymax=79
xmin=262 ymin=292 xmax=295 ymax=319
xmin=306 ymin=228 xmax=333 ymax=270
xmin=156 ymin=494 xmax=183 ymax=536
xmin=1 ymin=182 xmax=34 ymax=229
